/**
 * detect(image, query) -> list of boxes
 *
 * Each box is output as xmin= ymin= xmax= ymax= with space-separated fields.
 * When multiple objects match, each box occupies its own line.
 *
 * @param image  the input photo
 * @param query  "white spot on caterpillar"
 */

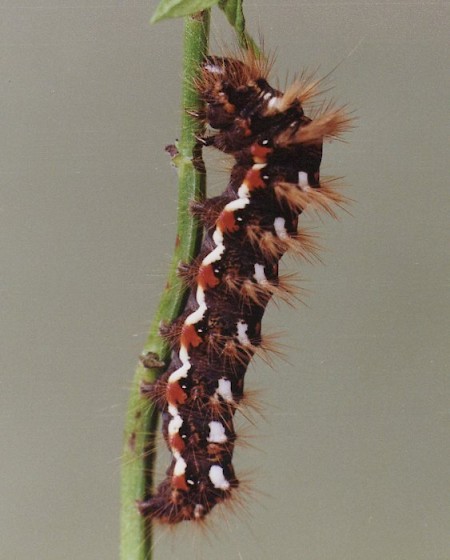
xmin=298 ymin=171 xmax=310 ymax=189
xmin=174 ymin=457 xmax=187 ymax=476
xmin=168 ymin=414 xmax=183 ymax=435
xmin=268 ymin=96 xmax=282 ymax=110
xmin=216 ymin=378 xmax=233 ymax=402
xmin=253 ymin=263 xmax=268 ymax=284
xmin=236 ymin=320 xmax=250 ymax=345
xmin=203 ymin=61 xmax=223 ymax=75
xmin=194 ymin=504 xmax=205 ymax=519
xmin=263 ymin=92 xmax=272 ymax=100
xmin=274 ymin=217 xmax=288 ymax=239
xmin=207 ymin=421 xmax=228 ymax=443
xmin=209 ymin=465 xmax=230 ymax=490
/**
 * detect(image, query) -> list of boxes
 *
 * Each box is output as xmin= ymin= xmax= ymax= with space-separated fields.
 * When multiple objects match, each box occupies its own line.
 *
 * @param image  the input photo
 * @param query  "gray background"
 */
xmin=1 ymin=1 xmax=449 ymax=559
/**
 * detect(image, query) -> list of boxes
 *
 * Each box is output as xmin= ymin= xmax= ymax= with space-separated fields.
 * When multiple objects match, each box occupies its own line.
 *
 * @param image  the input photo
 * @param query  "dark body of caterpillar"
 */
xmin=139 ymin=53 xmax=349 ymax=523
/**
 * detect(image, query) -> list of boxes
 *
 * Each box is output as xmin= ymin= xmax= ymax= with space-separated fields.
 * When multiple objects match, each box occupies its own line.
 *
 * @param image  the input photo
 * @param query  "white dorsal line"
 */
xmin=251 ymin=162 xmax=267 ymax=171
xmin=168 ymin=405 xmax=178 ymax=417
xmin=237 ymin=184 xmax=250 ymax=199
xmin=166 ymin=160 xmax=268 ymax=485
xmin=173 ymin=457 xmax=187 ymax=476
xmin=168 ymin=414 xmax=183 ymax=434
xmin=202 ymin=245 xmax=224 ymax=266
xmin=184 ymin=303 xmax=207 ymax=326
xmin=168 ymin=361 xmax=189 ymax=384
xmin=225 ymin=197 xmax=250 ymax=212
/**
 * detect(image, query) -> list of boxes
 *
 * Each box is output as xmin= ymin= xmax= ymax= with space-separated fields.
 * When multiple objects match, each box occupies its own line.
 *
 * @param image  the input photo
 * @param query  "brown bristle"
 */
xmin=177 ymin=258 xmax=201 ymax=288
xmin=159 ymin=318 xmax=184 ymax=349
xmin=190 ymin=197 xmax=228 ymax=227
xmin=204 ymin=334 xmax=254 ymax=368
xmin=297 ymin=106 xmax=352 ymax=143
xmin=275 ymin=73 xmax=322 ymax=112
xmin=195 ymin=49 xmax=272 ymax=96
xmin=275 ymin=180 xmax=348 ymax=219
xmin=140 ymin=376 xmax=167 ymax=410
xmin=223 ymin=270 xmax=303 ymax=308
xmin=222 ymin=275 xmax=271 ymax=307
xmin=244 ymin=224 xmax=321 ymax=262
xmin=236 ymin=388 xmax=266 ymax=421
xmin=217 ymin=331 xmax=284 ymax=369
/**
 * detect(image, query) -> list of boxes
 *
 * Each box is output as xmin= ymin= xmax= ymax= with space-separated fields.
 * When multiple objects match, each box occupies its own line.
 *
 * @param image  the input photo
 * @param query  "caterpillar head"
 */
xmin=198 ymin=55 xmax=282 ymax=130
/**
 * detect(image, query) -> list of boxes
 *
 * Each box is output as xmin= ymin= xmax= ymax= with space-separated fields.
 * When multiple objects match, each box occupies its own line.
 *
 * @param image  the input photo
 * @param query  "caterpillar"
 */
xmin=138 ymin=50 xmax=350 ymax=524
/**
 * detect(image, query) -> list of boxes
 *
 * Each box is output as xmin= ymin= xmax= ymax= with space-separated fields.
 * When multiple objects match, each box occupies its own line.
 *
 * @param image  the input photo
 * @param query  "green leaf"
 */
xmin=218 ymin=0 xmax=245 ymax=34
xmin=151 ymin=0 xmax=219 ymax=23
xmin=218 ymin=0 xmax=259 ymax=53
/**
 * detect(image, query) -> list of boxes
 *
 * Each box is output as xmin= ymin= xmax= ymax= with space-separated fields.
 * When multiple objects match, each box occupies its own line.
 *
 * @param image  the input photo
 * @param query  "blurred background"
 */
xmin=1 ymin=1 xmax=449 ymax=559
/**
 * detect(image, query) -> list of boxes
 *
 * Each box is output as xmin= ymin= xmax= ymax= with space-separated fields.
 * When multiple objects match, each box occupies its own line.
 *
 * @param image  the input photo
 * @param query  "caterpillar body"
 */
xmin=139 ymin=51 xmax=350 ymax=524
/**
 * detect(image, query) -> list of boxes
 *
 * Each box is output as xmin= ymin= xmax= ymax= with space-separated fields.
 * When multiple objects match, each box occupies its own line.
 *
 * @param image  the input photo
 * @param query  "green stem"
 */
xmin=120 ymin=11 xmax=210 ymax=560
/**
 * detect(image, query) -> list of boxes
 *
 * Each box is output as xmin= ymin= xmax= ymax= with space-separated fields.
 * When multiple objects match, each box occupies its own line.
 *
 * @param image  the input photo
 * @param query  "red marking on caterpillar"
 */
xmin=138 ymin=50 xmax=351 ymax=524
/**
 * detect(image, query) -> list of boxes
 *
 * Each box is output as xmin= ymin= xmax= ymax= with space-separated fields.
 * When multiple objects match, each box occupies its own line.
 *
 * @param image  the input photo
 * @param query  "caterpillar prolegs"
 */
xmin=139 ymin=51 xmax=350 ymax=524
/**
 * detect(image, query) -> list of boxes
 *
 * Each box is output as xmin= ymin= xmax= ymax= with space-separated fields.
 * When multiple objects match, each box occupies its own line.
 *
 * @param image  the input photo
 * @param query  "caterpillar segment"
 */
xmin=139 ymin=52 xmax=348 ymax=523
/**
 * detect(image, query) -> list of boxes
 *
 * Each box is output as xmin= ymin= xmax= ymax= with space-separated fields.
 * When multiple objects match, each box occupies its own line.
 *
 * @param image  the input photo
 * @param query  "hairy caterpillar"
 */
xmin=138 ymin=50 xmax=350 ymax=524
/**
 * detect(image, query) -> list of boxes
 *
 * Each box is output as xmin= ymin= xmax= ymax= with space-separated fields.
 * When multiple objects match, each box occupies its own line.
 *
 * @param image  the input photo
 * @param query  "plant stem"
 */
xmin=120 ymin=11 xmax=210 ymax=560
